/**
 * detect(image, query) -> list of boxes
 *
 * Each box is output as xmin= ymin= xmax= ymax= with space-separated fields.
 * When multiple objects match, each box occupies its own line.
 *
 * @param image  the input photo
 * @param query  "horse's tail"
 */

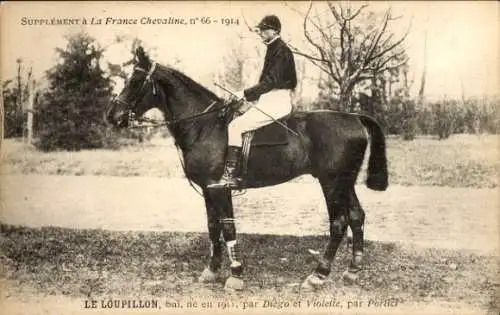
xmin=358 ymin=115 xmax=388 ymax=191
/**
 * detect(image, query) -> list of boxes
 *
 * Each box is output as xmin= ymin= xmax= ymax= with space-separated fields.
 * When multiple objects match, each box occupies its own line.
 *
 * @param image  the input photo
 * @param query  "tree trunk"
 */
xmin=368 ymin=76 xmax=379 ymax=115
xmin=340 ymin=83 xmax=353 ymax=112
xmin=418 ymin=19 xmax=428 ymax=108
xmin=379 ymin=75 xmax=387 ymax=109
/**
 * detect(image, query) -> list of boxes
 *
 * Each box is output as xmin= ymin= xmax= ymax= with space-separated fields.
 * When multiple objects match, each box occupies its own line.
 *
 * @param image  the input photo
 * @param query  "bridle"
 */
xmin=113 ymin=61 xmax=233 ymax=197
xmin=112 ymin=60 xmax=244 ymax=197
xmin=113 ymin=61 xmax=158 ymax=126
xmin=114 ymin=61 xmax=225 ymax=129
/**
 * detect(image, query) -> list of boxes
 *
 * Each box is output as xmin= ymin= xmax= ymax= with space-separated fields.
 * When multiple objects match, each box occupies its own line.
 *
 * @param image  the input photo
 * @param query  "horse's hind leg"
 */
xmin=344 ymin=189 xmax=365 ymax=283
xmin=302 ymin=174 xmax=350 ymax=291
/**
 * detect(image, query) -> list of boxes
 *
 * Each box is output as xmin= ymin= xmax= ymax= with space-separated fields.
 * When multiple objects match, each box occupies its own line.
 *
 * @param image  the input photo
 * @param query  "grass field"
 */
xmin=0 ymin=134 xmax=498 ymax=314
xmin=1 ymin=134 xmax=498 ymax=188
xmin=0 ymin=224 xmax=498 ymax=314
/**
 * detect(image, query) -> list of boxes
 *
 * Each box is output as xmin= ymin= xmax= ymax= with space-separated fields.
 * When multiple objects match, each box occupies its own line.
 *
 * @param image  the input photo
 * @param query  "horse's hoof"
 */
xmin=343 ymin=269 xmax=359 ymax=285
xmin=300 ymin=273 xmax=326 ymax=292
xmin=198 ymin=267 xmax=220 ymax=283
xmin=224 ymin=276 xmax=245 ymax=291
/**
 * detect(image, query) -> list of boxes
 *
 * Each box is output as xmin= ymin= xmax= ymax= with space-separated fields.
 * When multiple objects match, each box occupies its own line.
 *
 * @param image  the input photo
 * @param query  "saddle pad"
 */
xmin=248 ymin=120 xmax=289 ymax=146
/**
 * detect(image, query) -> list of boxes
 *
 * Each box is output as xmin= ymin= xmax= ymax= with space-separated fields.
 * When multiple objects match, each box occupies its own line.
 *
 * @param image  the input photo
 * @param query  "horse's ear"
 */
xmin=135 ymin=46 xmax=150 ymax=66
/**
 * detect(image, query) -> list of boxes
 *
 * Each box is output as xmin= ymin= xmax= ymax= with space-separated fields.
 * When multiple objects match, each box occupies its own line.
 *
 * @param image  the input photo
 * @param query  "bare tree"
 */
xmin=16 ymin=59 xmax=23 ymax=111
xmin=288 ymin=2 xmax=410 ymax=111
xmin=417 ymin=28 xmax=427 ymax=107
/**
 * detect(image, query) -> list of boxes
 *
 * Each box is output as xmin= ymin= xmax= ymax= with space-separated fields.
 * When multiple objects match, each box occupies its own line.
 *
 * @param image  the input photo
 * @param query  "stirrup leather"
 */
xmin=208 ymin=146 xmax=242 ymax=189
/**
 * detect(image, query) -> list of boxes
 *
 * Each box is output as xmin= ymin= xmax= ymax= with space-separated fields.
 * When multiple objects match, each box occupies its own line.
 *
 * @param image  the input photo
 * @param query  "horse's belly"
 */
xmin=243 ymin=142 xmax=311 ymax=188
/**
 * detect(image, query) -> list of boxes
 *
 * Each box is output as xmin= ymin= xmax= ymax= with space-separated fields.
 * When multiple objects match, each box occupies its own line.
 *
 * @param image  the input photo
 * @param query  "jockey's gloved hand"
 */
xmin=233 ymin=90 xmax=246 ymax=101
xmin=226 ymin=90 xmax=245 ymax=102
xmin=224 ymin=91 xmax=246 ymax=106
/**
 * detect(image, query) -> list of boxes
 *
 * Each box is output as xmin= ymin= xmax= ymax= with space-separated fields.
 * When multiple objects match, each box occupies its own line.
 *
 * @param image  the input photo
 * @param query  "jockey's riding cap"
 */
xmin=256 ymin=15 xmax=281 ymax=33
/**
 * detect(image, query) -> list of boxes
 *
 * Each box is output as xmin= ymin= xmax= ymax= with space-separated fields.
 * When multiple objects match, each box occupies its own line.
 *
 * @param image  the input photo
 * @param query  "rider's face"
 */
xmin=256 ymin=28 xmax=277 ymax=43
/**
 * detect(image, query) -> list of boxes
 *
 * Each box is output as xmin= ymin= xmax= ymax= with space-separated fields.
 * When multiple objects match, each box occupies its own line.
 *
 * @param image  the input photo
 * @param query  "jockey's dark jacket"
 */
xmin=243 ymin=37 xmax=297 ymax=102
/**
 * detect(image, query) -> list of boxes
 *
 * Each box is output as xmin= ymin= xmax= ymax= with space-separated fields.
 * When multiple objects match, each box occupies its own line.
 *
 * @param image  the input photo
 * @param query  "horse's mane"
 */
xmin=159 ymin=65 xmax=221 ymax=101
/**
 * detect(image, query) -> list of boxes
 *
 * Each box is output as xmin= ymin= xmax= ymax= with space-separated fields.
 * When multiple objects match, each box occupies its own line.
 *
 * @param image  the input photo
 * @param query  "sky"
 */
xmin=1 ymin=1 xmax=498 ymax=102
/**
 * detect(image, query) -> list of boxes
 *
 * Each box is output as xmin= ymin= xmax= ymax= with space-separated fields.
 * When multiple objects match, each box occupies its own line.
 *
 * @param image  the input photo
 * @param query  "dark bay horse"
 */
xmin=105 ymin=47 xmax=388 ymax=291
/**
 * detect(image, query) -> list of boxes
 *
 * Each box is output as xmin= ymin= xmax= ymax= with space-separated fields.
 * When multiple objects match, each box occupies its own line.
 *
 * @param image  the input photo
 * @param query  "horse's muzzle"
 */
xmin=116 ymin=112 xmax=130 ymax=128
xmin=105 ymin=101 xmax=130 ymax=128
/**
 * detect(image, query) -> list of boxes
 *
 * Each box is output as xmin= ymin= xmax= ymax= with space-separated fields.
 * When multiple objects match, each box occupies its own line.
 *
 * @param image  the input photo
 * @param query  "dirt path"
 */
xmin=1 ymin=175 xmax=498 ymax=254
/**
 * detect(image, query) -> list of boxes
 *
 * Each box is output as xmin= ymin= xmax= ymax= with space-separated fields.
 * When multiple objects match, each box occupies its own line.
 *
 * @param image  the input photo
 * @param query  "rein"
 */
xmin=126 ymin=100 xmax=222 ymax=129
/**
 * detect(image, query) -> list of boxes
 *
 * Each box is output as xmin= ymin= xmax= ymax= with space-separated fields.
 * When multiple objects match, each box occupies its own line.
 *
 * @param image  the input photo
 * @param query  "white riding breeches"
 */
xmin=228 ymin=89 xmax=293 ymax=147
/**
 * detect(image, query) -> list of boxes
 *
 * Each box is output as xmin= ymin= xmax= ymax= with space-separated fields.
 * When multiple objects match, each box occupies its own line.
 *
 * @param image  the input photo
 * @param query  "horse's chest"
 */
xmin=183 ymin=146 xmax=224 ymax=180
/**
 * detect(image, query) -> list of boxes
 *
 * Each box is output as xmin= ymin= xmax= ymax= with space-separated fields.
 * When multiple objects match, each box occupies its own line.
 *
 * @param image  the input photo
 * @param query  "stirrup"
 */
xmin=208 ymin=177 xmax=241 ymax=189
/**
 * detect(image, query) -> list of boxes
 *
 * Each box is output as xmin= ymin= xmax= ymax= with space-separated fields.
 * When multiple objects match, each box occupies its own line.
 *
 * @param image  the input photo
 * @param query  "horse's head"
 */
xmin=105 ymin=47 xmax=160 ymax=128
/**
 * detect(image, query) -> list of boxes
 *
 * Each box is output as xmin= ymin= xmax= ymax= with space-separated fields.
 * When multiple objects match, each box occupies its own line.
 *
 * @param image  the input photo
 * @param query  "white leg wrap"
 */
xmin=226 ymin=240 xmax=242 ymax=268
xmin=210 ymin=242 xmax=215 ymax=257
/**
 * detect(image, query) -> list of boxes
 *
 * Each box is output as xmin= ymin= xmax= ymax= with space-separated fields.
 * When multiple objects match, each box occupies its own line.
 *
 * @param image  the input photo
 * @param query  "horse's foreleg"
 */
xmin=210 ymin=188 xmax=244 ymax=290
xmin=199 ymin=189 xmax=223 ymax=283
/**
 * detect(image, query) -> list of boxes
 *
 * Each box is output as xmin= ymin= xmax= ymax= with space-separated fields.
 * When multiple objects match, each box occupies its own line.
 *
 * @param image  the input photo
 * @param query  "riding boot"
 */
xmin=208 ymin=146 xmax=242 ymax=189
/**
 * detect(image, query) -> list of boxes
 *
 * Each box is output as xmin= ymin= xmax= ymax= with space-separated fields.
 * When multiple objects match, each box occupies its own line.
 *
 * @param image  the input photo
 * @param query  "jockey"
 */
xmin=209 ymin=15 xmax=297 ymax=189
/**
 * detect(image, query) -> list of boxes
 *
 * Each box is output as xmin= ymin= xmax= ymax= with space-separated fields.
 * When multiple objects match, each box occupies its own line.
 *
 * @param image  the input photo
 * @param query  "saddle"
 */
xmin=225 ymin=104 xmax=291 ymax=147
xmin=222 ymin=104 xmax=295 ymax=184
xmin=240 ymin=115 xmax=292 ymax=182
xmin=246 ymin=117 xmax=290 ymax=146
